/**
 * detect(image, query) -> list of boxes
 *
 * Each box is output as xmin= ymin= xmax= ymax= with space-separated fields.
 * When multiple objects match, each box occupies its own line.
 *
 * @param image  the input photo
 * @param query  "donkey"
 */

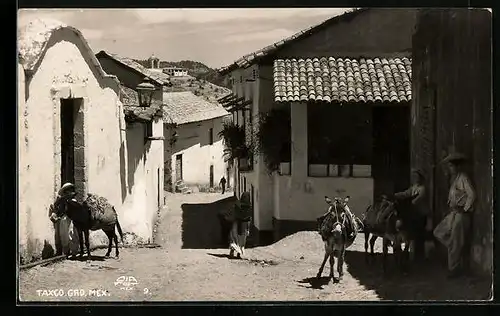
xmin=49 ymin=183 xmax=124 ymax=260
xmin=316 ymin=196 xmax=358 ymax=282
xmin=363 ymin=195 xmax=412 ymax=274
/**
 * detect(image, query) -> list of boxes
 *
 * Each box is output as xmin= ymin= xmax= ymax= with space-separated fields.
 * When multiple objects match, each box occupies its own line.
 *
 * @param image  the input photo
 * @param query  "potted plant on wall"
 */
xmin=218 ymin=121 xmax=252 ymax=168
xmin=253 ymin=106 xmax=292 ymax=174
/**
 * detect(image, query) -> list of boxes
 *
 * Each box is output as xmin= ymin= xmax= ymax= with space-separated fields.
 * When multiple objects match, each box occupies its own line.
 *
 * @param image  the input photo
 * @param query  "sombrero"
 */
xmin=442 ymin=152 xmax=467 ymax=164
xmin=58 ymin=182 xmax=75 ymax=197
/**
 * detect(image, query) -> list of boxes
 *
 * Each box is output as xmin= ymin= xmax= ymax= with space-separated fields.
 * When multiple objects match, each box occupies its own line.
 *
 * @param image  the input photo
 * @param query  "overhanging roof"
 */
xmin=273 ymin=56 xmax=412 ymax=103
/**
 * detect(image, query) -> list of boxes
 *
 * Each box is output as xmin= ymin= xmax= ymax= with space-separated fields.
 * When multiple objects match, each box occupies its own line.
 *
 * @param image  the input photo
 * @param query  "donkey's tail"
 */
xmin=114 ymin=207 xmax=124 ymax=243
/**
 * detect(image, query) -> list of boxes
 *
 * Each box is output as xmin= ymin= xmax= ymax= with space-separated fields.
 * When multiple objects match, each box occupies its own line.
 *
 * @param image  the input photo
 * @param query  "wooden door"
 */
xmin=372 ymin=106 xmax=411 ymax=201
xmin=209 ymin=165 xmax=214 ymax=188
xmin=60 ymin=100 xmax=75 ymax=185
xmin=175 ymin=154 xmax=183 ymax=181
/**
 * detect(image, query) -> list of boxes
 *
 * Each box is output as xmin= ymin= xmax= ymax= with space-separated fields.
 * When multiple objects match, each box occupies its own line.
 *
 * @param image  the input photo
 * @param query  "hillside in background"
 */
xmin=135 ymin=59 xmax=231 ymax=103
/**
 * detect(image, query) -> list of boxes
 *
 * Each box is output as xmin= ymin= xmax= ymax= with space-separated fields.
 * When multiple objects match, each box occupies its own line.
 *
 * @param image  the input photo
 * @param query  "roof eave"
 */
xmin=96 ymin=50 xmax=164 ymax=86
xmin=218 ymin=8 xmax=369 ymax=75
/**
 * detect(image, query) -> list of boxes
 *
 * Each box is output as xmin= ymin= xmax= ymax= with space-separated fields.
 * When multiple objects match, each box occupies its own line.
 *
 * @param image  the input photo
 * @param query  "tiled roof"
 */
xmin=120 ymin=85 xmax=163 ymax=123
xmin=18 ymin=18 xmax=118 ymax=84
xmin=219 ymin=8 xmax=368 ymax=75
xmin=96 ymin=50 xmax=170 ymax=86
xmin=273 ymin=57 xmax=412 ymax=103
xmin=163 ymin=91 xmax=229 ymax=125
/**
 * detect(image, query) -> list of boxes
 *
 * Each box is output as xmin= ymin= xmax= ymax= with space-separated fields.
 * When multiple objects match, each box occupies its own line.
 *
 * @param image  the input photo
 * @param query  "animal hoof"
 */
xmin=316 ymin=273 xmax=321 ymax=279
xmin=105 ymin=254 xmax=110 ymax=258
xmin=338 ymin=274 xmax=344 ymax=280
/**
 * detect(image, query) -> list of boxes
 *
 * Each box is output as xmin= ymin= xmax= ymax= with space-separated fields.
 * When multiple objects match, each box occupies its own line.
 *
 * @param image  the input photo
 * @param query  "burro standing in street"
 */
xmin=229 ymin=192 xmax=252 ymax=258
xmin=434 ymin=152 xmax=476 ymax=278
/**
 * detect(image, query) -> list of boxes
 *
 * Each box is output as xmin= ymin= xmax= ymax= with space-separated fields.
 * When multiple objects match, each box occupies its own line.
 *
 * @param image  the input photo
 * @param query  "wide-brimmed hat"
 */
xmin=411 ymin=168 xmax=425 ymax=179
xmin=58 ymin=182 xmax=75 ymax=197
xmin=442 ymin=152 xmax=467 ymax=164
xmin=239 ymin=192 xmax=251 ymax=206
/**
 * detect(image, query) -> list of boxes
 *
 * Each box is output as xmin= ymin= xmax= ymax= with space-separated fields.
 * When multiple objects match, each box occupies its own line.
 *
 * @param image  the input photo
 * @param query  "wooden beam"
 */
xmin=220 ymin=95 xmax=239 ymax=107
xmin=232 ymin=100 xmax=253 ymax=111
xmin=218 ymin=93 xmax=235 ymax=103
xmin=225 ymin=97 xmax=246 ymax=108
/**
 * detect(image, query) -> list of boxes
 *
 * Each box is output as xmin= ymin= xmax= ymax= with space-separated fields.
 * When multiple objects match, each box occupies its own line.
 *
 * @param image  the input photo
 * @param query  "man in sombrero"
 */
xmin=394 ymin=168 xmax=429 ymax=262
xmin=434 ymin=152 xmax=476 ymax=278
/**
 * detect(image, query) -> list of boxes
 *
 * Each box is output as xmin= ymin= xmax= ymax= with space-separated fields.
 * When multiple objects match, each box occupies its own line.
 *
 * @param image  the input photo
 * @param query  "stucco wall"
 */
xmin=121 ymin=119 xmax=164 ymax=241
xmin=18 ymin=32 xmax=124 ymax=262
xmin=274 ymin=176 xmax=373 ymax=220
xmin=169 ymin=117 xmax=228 ymax=188
xmin=18 ymin=63 xmax=28 ymax=252
xmin=274 ymin=9 xmax=417 ymax=59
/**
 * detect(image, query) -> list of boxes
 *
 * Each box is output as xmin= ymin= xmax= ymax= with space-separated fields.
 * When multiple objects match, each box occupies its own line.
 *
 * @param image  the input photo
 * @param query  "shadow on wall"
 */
xmin=126 ymin=124 xmax=146 ymax=194
xmin=172 ymin=121 xmax=222 ymax=154
xmin=181 ymin=196 xmax=237 ymax=249
xmin=120 ymin=142 xmax=127 ymax=202
xmin=343 ymin=249 xmax=492 ymax=300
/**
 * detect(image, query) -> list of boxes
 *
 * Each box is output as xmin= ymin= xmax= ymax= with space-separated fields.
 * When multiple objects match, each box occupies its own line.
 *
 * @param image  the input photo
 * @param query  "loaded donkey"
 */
xmin=316 ymin=195 xmax=359 ymax=282
xmin=49 ymin=183 xmax=124 ymax=260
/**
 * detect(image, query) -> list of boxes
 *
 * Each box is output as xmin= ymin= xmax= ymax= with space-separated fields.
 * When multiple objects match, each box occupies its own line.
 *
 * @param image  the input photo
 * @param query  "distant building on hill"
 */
xmin=163 ymin=67 xmax=189 ymax=77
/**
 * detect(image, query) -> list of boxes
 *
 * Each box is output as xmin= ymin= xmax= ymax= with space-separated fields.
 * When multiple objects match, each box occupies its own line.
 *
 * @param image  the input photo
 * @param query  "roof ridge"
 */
xmin=219 ymin=8 xmax=368 ymax=74
xmin=18 ymin=19 xmax=119 ymax=85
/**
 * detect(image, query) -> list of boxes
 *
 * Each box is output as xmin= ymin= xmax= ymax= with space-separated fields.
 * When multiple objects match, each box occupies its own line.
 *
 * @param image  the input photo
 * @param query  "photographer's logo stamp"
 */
xmin=114 ymin=275 xmax=139 ymax=291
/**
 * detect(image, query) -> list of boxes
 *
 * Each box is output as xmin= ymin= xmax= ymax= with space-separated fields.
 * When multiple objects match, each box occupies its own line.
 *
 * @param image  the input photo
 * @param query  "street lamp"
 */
xmin=136 ymin=77 xmax=155 ymax=107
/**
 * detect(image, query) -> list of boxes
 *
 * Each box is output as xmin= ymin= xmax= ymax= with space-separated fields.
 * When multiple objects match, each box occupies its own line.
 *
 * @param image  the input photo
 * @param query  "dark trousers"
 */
xmin=218 ymin=215 xmax=231 ymax=246
xmin=413 ymin=213 xmax=427 ymax=261
xmin=221 ymin=184 xmax=226 ymax=194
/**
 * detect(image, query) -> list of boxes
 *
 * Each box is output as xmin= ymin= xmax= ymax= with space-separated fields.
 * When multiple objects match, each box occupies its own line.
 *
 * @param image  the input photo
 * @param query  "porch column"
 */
xmin=291 ymin=102 xmax=308 ymax=181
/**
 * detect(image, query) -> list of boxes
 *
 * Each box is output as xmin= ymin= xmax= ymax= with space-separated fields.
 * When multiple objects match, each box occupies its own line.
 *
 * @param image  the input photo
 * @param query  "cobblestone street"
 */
xmin=19 ymin=193 xmax=491 ymax=302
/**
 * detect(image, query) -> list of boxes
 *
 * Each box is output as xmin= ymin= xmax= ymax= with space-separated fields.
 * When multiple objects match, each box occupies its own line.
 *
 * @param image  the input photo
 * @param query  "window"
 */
xmin=208 ymin=128 xmax=213 ymax=145
xmin=307 ymin=103 xmax=372 ymax=178
xmin=144 ymin=121 xmax=153 ymax=137
xmin=143 ymin=122 xmax=154 ymax=144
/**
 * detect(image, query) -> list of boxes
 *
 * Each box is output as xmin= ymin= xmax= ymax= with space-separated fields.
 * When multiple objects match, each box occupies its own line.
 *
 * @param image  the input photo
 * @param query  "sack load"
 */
xmin=364 ymin=199 xmax=396 ymax=230
xmin=83 ymin=193 xmax=117 ymax=229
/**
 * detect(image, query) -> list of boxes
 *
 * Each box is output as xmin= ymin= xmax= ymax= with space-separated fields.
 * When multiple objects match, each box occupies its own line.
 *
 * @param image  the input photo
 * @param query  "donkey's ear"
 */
xmin=325 ymin=196 xmax=333 ymax=204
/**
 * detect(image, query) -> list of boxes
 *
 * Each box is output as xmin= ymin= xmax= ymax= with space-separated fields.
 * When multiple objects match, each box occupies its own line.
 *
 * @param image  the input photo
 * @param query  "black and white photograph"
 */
xmin=17 ymin=7 xmax=493 ymax=302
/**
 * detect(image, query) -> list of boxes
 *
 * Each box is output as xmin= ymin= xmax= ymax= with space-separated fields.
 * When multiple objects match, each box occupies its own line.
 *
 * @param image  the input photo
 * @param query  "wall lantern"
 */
xmin=136 ymin=77 xmax=155 ymax=107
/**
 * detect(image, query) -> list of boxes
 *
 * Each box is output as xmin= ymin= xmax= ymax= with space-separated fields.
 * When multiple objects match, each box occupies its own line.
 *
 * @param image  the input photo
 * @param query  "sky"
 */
xmin=18 ymin=8 xmax=352 ymax=68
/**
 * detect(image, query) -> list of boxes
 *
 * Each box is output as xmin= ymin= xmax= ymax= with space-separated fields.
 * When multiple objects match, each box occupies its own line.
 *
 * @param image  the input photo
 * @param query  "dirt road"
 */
xmin=18 ymin=192 xmax=491 ymax=301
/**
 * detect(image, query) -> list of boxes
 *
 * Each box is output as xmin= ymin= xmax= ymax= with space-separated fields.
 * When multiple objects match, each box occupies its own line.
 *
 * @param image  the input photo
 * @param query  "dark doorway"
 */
xmin=209 ymin=165 xmax=214 ymax=188
xmin=60 ymin=98 xmax=85 ymax=198
xmin=175 ymin=154 xmax=183 ymax=181
xmin=61 ymin=100 xmax=75 ymax=185
xmin=372 ymin=105 xmax=411 ymax=200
